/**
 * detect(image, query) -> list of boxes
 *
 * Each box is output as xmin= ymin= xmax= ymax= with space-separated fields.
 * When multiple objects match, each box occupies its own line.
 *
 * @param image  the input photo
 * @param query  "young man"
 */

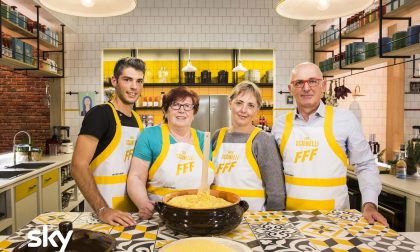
xmin=272 ymin=62 xmax=388 ymax=226
xmin=72 ymin=57 xmax=145 ymax=226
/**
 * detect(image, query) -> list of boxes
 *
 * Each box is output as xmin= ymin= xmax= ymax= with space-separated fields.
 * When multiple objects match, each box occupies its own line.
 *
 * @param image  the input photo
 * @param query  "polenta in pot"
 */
xmin=166 ymin=191 xmax=232 ymax=209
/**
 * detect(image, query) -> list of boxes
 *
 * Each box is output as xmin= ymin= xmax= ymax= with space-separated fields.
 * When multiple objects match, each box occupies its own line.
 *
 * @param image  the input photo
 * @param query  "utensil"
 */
xmin=199 ymin=132 xmax=211 ymax=194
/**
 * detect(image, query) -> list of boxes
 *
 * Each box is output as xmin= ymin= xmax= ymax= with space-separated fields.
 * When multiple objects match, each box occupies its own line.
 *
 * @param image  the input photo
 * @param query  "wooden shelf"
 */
xmin=0 ymin=56 xmax=35 ymax=69
xmin=405 ymin=92 xmax=420 ymax=94
xmin=141 ymin=82 xmax=273 ymax=87
xmin=1 ymin=17 xmax=59 ymax=51
xmin=384 ymin=43 xmax=420 ymax=57
xmin=0 ymin=217 xmax=13 ymax=232
xmin=260 ymin=107 xmax=273 ymax=110
xmin=321 ymin=42 xmax=420 ymax=77
xmin=135 ymin=106 xmax=162 ymax=110
xmin=60 ymin=180 xmax=76 ymax=193
xmin=63 ymin=192 xmax=84 ymax=212
xmin=315 ymin=0 xmax=420 ymax=51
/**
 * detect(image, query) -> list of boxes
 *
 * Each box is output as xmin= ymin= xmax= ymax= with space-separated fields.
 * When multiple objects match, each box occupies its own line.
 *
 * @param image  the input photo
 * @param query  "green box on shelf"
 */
xmin=23 ymin=42 xmax=32 ymax=65
xmin=1 ymin=3 xmax=9 ymax=19
xmin=10 ymin=38 xmax=24 ymax=62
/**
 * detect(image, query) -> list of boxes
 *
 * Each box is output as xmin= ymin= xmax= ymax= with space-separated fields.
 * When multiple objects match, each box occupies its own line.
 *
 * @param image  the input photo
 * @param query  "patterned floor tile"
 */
xmin=293 ymin=221 xmax=351 ymax=238
xmin=281 ymin=210 xmax=332 ymax=223
xmin=309 ymin=237 xmax=375 ymax=251
xmin=359 ymin=235 xmax=420 ymax=251
xmin=245 ymin=211 xmax=289 ymax=224
xmin=250 ymin=222 xmax=305 ymax=240
xmin=31 ymin=212 xmax=81 ymax=225
xmin=337 ymin=218 xmax=398 ymax=237
xmin=259 ymin=238 xmax=319 ymax=252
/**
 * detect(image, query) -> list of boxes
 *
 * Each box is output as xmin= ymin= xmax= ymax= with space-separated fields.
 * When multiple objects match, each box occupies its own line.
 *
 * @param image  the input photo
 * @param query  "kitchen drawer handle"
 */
xmin=28 ymin=185 xmax=37 ymax=190
xmin=45 ymin=177 xmax=52 ymax=182
xmin=378 ymin=205 xmax=396 ymax=216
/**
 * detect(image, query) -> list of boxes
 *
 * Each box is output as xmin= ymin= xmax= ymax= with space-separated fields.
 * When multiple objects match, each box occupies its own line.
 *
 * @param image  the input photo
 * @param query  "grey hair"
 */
xmin=229 ymin=81 xmax=262 ymax=108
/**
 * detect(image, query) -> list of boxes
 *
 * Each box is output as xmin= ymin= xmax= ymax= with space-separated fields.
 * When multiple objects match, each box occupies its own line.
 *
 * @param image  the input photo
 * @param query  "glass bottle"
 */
xmin=142 ymin=97 xmax=148 ymax=107
xmin=396 ymin=144 xmax=407 ymax=179
xmin=147 ymin=97 xmax=153 ymax=107
xmin=153 ymin=96 xmax=159 ymax=107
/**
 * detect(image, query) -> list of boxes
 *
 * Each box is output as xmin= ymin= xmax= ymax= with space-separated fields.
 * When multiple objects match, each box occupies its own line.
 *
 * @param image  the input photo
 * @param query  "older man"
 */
xmin=272 ymin=62 xmax=387 ymax=226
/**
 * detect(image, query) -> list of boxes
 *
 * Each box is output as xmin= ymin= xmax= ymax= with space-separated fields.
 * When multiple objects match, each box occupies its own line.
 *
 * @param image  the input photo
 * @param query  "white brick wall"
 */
xmin=63 ymin=0 xmax=312 ymax=141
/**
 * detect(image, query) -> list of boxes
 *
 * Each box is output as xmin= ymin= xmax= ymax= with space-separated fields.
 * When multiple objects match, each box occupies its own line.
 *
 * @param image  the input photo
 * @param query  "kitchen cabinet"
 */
xmin=59 ymin=164 xmax=84 ymax=212
xmin=14 ymin=177 xmax=38 ymax=229
xmin=41 ymin=168 xmax=59 ymax=213
xmin=0 ymin=188 xmax=13 ymax=235
xmin=0 ymin=1 xmax=64 ymax=78
xmin=103 ymin=48 xmax=275 ymax=127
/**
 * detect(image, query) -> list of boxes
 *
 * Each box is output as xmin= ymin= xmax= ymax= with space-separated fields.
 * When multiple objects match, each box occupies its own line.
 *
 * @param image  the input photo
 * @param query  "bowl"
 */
xmin=155 ymin=189 xmax=249 ymax=236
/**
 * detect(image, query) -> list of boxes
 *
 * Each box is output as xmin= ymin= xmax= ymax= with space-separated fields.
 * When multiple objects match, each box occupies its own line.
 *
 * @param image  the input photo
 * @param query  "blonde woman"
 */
xmin=212 ymin=81 xmax=285 ymax=211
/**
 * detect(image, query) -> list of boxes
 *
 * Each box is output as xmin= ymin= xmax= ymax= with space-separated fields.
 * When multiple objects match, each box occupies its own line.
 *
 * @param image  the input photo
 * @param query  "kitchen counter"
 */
xmin=0 ymin=154 xmax=72 ymax=190
xmin=0 ymin=210 xmax=419 ymax=251
xmin=348 ymin=171 xmax=420 ymax=198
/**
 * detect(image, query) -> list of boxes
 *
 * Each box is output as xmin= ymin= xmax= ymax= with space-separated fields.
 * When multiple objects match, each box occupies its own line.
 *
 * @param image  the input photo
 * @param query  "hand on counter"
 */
xmin=138 ymin=199 xmax=155 ymax=220
xmin=98 ymin=207 xmax=136 ymax=227
xmin=363 ymin=202 xmax=389 ymax=227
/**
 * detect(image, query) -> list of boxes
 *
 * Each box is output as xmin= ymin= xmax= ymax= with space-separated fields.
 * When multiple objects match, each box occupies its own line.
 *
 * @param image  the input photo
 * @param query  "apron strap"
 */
xmin=245 ymin=127 xmax=262 ymax=180
xmin=324 ymin=106 xmax=349 ymax=168
xmin=149 ymin=124 xmax=170 ymax=180
xmin=212 ymin=127 xmax=228 ymax=158
xmin=90 ymin=102 xmax=122 ymax=171
xmin=280 ymin=112 xmax=294 ymax=158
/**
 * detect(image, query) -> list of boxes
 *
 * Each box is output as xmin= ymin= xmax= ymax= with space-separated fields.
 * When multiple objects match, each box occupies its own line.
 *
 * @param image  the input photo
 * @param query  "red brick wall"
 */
xmin=0 ymin=67 xmax=51 ymax=153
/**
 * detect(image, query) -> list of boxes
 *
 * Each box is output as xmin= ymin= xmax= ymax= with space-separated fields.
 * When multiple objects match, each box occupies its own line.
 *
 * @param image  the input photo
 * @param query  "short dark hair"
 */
xmin=113 ymin=57 xmax=146 ymax=80
xmin=162 ymin=86 xmax=199 ymax=123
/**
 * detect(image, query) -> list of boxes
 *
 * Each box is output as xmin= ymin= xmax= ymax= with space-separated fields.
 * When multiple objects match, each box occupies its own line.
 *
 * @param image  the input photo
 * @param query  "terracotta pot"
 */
xmin=155 ymin=189 xmax=249 ymax=236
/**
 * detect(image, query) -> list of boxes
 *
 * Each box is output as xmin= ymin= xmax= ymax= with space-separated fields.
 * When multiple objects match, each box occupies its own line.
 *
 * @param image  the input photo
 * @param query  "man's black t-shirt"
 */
xmin=79 ymin=103 xmax=139 ymax=162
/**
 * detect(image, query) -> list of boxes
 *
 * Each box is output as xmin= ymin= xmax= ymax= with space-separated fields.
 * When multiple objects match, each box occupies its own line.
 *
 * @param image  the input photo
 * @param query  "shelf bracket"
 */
xmin=378 ymin=0 xmax=411 ymax=59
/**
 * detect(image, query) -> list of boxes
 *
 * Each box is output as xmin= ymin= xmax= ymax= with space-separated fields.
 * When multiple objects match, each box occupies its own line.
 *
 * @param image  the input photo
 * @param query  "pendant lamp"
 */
xmin=39 ymin=0 xmax=137 ymax=17
xmin=232 ymin=49 xmax=247 ymax=73
xmin=276 ymin=0 xmax=374 ymax=20
xmin=182 ymin=49 xmax=197 ymax=73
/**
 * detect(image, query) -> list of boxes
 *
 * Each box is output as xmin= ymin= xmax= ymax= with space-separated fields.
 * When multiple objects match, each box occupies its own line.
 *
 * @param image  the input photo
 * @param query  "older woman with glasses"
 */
xmin=128 ymin=86 xmax=214 ymax=219
xmin=211 ymin=81 xmax=286 ymax=211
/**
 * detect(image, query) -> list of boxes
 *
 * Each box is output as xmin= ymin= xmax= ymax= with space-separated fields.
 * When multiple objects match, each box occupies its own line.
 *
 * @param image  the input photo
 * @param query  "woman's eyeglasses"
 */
xmin=170 ymin=103 xmax=195 ymax=111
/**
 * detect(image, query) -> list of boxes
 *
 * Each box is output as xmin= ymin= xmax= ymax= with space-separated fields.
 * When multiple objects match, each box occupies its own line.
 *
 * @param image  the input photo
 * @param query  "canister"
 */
xmin=365 ymin=42 xmax=378 ymax=58
xmin=1 ymin=3 xmax=9 ymax=19
xmin=407 ymin=25 xmax=420 ymax=45
xmin=392 ymin=31 xmax=407 ymax=50
xmin=353 ymin=42 xmax=368 ymax=62
xmin=378 ymin=37 xmax=392 ymax=54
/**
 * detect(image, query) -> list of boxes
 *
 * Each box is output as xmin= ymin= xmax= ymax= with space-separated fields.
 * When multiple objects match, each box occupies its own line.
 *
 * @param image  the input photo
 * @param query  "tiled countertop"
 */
xmin=0 ymin=210 xmax=419 ymax=251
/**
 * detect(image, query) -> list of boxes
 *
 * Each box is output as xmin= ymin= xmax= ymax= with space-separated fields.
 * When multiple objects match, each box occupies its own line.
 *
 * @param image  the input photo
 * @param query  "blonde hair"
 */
xmin=229 ymin=81 xmax=262 ymax=108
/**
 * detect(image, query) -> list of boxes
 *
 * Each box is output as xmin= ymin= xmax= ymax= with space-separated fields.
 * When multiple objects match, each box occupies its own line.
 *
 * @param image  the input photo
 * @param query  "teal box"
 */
xmin=8 ymin=6 xmax=18 ymax=24
xmin=11 ymin=38 xmax=24 ymax=61
xmin=17 ymin=13 xmax=27 ymax=29
xmin=23 ymin=42 xmax=32 ymax=65
xmin=1 ymin=3 xmax=9 ymax=19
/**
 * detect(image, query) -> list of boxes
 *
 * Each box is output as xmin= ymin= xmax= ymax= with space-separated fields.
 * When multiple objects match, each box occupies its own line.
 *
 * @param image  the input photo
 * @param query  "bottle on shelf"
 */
xmin=396 ymin=144 xmax=407 ymax=179
xmin=142 ymin=97 xmax=148 ymax=107
xmin=147 ymin=97 xmax=153 ymax=107
xmin=153 ymin=96 xmax=159 ymax=107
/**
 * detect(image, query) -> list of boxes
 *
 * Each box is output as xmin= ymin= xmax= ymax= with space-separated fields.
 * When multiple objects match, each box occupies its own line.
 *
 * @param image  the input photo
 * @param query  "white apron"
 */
xmin=147 ymin=124 xmax=215 ymax=202
xmin=280 ymin=105 xmax=349 ymax=210
xmin=88 ymin=102 xmax=143 ymax=212
xmin=212 ymin=127 xmax=266 ymax=211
